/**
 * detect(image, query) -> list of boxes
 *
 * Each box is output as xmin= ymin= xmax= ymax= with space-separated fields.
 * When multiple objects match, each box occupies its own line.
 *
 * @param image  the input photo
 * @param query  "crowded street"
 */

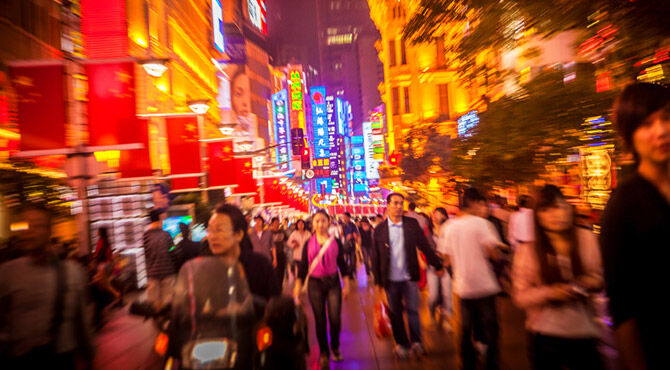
xmin=92 ymin=267 xmax=533 ymax=370
xmin=2 ymin=0 xmax=670 ymax=369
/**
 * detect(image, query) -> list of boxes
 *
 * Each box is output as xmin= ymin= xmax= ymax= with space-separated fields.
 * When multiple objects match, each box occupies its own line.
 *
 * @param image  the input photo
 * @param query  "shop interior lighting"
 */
xmin=141 ymin=58 xmax=169 ymax=78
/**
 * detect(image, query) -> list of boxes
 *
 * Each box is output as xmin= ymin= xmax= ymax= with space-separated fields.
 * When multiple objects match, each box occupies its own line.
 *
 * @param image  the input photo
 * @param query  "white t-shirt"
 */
xmin=438 ymin=214 xmax=502 ymax=299
xmin=508 ymin=208 xmax=534 ymax=247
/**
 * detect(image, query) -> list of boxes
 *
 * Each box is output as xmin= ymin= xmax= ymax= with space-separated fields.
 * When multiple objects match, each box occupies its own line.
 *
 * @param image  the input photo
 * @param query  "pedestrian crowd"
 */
xmin=0 ymin=82 xmax=668 ymax=370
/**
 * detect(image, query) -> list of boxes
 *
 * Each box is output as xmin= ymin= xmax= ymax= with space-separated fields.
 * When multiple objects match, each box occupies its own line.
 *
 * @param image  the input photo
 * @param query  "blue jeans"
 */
xmin=385 ymin=280 xmax=421 ymax=348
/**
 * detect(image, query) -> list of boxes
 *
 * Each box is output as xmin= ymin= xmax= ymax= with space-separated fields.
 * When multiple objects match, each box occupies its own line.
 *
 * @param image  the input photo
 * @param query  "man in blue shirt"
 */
xmin=371 ymin=193 xmax=444 ymax=358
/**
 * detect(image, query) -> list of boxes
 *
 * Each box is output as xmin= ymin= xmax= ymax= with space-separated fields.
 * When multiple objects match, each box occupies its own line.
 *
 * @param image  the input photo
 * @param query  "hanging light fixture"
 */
xmin=141 ymin=58 xmax=169 ymax=77
xmin=219 ymin=123 xmax=236 ymax=136
xmin=187 ymin=99 xmax=210 ymax=115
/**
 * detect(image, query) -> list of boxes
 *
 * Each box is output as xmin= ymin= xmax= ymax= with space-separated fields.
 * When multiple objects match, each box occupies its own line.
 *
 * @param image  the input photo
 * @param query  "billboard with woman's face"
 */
xmin=217 ymin=63 xmax=257 ymax=146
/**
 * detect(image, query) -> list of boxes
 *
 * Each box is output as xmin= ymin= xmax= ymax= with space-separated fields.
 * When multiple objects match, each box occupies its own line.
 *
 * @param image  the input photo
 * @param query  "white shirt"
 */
xmin=508 ymin=208 xmax=534 ymax=247
xmin=438 ymin=214 xmax=502 ymax=299
xmin=388 ymin=218 xmax=410 ymax=281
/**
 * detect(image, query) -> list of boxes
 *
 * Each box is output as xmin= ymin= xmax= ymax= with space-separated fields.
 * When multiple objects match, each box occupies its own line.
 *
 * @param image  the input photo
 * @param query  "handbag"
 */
xmin=301 ymin=237 xmax=335 ymax=293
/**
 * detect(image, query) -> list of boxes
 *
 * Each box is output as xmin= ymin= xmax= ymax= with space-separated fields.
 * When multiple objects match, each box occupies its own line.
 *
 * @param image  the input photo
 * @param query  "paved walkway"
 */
xmin=93 ymin=268 xmax=532 ymax=370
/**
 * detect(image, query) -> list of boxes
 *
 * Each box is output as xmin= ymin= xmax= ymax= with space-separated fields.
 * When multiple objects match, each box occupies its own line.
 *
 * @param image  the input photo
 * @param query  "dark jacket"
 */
xmin=371 ymin=216 xmax=443 ymax=287
xmin=143 ymin=228 xmax=177 ymax=279
xmin=249 ymin=229 xmax=273 ymax=261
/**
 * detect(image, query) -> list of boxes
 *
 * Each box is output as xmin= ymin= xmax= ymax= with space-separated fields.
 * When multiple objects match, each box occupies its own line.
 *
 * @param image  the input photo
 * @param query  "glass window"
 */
xmin=400 ymin=39 xmax=407 ymax=65
xmin=439 ymin=84 xmax=450 ymax=117
xmin=392 ymin=87 xmax=400 ymax=115
xmin=388 ymin=39 xmax=396 ymax=66
xmin=403 ymin=87 xmax=410 ymax=114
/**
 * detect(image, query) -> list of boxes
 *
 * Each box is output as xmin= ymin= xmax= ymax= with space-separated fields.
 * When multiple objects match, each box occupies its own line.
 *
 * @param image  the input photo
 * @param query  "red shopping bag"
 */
xmin=374 ymin=302 xmax=392 ymax=338
xmin=418 ymin=252 xmax=427 ymax=289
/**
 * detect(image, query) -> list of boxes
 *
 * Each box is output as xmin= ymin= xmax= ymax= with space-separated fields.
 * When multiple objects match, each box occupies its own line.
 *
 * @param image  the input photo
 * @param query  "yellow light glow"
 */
xmin=134 ymin=36 xmax=148 ymax=48
xmin=156 ymin=81 xmax=168 ymax=93
xmin=10 ymin=222 xmax=29 ymax=232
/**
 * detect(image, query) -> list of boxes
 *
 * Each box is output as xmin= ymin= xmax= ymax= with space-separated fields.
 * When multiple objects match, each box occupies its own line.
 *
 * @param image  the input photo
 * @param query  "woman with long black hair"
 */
xmin=294 ymin=210 xmax=352 ymax=369
xmin=512 ymin=185 xmax=604 ymax=369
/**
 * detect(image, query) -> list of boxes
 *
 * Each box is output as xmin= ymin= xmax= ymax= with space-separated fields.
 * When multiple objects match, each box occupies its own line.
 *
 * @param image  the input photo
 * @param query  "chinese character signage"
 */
xmin=336 ymin=98 xmax=346 ymax=136
xmin=272 ymin=90 xmax=291 ymax=170
xmin=288 ymin=67 xmax=306 ymax=131
xmin=326 ymin=95 xmax=340 ymax=190
xmin=351 ymin=135 xmax=369 ymax=195
xmin=370 ymin=109 xmax=385 ymax=160
xmin=310 ymin=86 xmax=329 ymax=161
xmin=363 ymin=121 xmax=380 ymax=180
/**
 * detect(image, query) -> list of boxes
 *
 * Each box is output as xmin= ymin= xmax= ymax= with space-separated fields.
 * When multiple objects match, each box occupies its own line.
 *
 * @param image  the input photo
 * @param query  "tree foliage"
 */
xmin=404 ymin=0 xmax=670 ymax=82
xmin=450 ymin=68 xmax=616 ymax=187
xmin=399 ymin=122 xmax=451 ymax=184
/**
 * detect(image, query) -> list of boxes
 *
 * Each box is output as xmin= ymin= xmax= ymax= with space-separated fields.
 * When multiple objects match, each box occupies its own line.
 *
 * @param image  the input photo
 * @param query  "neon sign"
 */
xmin=212 ymin=0 xmax=224 ymax=53
xmin=272 ymin=90 xmax=291 ymax=171
xmin=288 ymin=68 xmax=306 ymax=131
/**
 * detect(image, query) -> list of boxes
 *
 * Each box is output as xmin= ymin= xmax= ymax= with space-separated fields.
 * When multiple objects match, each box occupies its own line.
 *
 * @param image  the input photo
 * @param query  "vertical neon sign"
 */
xmin=272 ymin=90 xmax=291 ymax=171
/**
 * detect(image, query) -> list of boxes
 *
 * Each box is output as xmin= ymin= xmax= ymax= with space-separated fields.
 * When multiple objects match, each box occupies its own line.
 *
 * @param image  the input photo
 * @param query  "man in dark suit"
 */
xmin=371 ymin=193 xmax=444 ymax=359
xmin=249 ymin=216 xmax=273 ymax=262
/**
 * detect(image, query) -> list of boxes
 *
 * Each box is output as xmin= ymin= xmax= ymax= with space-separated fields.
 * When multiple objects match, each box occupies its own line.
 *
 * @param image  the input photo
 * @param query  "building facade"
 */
xmin=367 ymin=0 xmax=473 ymax=156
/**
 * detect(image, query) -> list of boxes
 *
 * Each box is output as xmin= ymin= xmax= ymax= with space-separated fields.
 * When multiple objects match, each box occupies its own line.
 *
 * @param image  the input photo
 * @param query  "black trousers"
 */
xmin=307 ymin=275 xmax=342 ymax=355
xmin=459 ymin=295 xmax=499 ymax=370
xmin=528 ymin=333 xmax=603 ymax=370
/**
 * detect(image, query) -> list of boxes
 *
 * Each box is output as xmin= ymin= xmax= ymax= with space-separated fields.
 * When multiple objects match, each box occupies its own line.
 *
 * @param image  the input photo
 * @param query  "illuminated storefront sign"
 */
xmin=336 ymin=98 xmax=345 ymax=136
xmin=351 ymin=135 xmax=368 ymax=195
xmin=310 ymin=86 xmax=329 ymax=160
xmin=580 ymin=147 xmax=612 ymax=210
xmin=272 ymin=90 xmax=291 ymax=171
xmin=458 ymin=110 xmax=479 ymax=137
xmin=326 ymin=95 xmax=340 ymax=190
xmin=245 ymin=0 xmax=267 ymax=35
xmin=363 ymin=121 xmax=380 ymax=180
xmin=212 ymin=0 xmax=224 ymax=53
xmin=288 ymin=68 xmax=306 ymax=131
xmin=370 ymin=110 xmax=385 ymax=160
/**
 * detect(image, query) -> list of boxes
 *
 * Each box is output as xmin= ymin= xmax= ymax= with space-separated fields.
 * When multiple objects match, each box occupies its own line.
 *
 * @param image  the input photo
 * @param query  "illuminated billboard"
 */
xmin=288 ymin=67 xmax=306 ymax=132
xmin=245 ymin=0 xmax=267 ymax=35
xmin=363 ymin=121 xmax=380 ymax=180
xmin=336 ymin=98 xmax=346 ymax=135
xmin=212 ymin=0 xmax=224 ymax=53
xmin=326 ymin=95 xmax=340 ymax=190
xmin=310 ymin=86 xmax=329 ymax=160
xmin=370 ymin=109 xmax=385 ymax=160
xmin=272 ymin=90 xmax=291 ymax=171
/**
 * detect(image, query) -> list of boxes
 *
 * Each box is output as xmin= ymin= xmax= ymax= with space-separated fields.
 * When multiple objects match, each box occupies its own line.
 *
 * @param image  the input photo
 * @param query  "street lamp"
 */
xmin=141 ymin=58 xmax=169 ymax=78
xmin=187 ymin=99 xmax=210 ymax=115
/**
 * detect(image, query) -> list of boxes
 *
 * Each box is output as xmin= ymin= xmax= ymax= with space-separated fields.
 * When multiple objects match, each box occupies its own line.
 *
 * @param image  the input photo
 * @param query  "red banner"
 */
xmin=234 ymin=157 xmax=257 ymax=197
xmin=166 ymin=116 xmax=200 ymax=190
xmin=9 ymin=62 xmax=66 ymax=151
xmin=85 ymin=60 xmax=138 ymax=146
xmin=207 ymin=140 xmax=236 ymax=187
xmin=118 ymin=118 xmax=152 ymax=178
xmin=81 ymin=0 xmax=128 ymax=59
xmin=262 ymin=177 xmax=282 ymax=204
